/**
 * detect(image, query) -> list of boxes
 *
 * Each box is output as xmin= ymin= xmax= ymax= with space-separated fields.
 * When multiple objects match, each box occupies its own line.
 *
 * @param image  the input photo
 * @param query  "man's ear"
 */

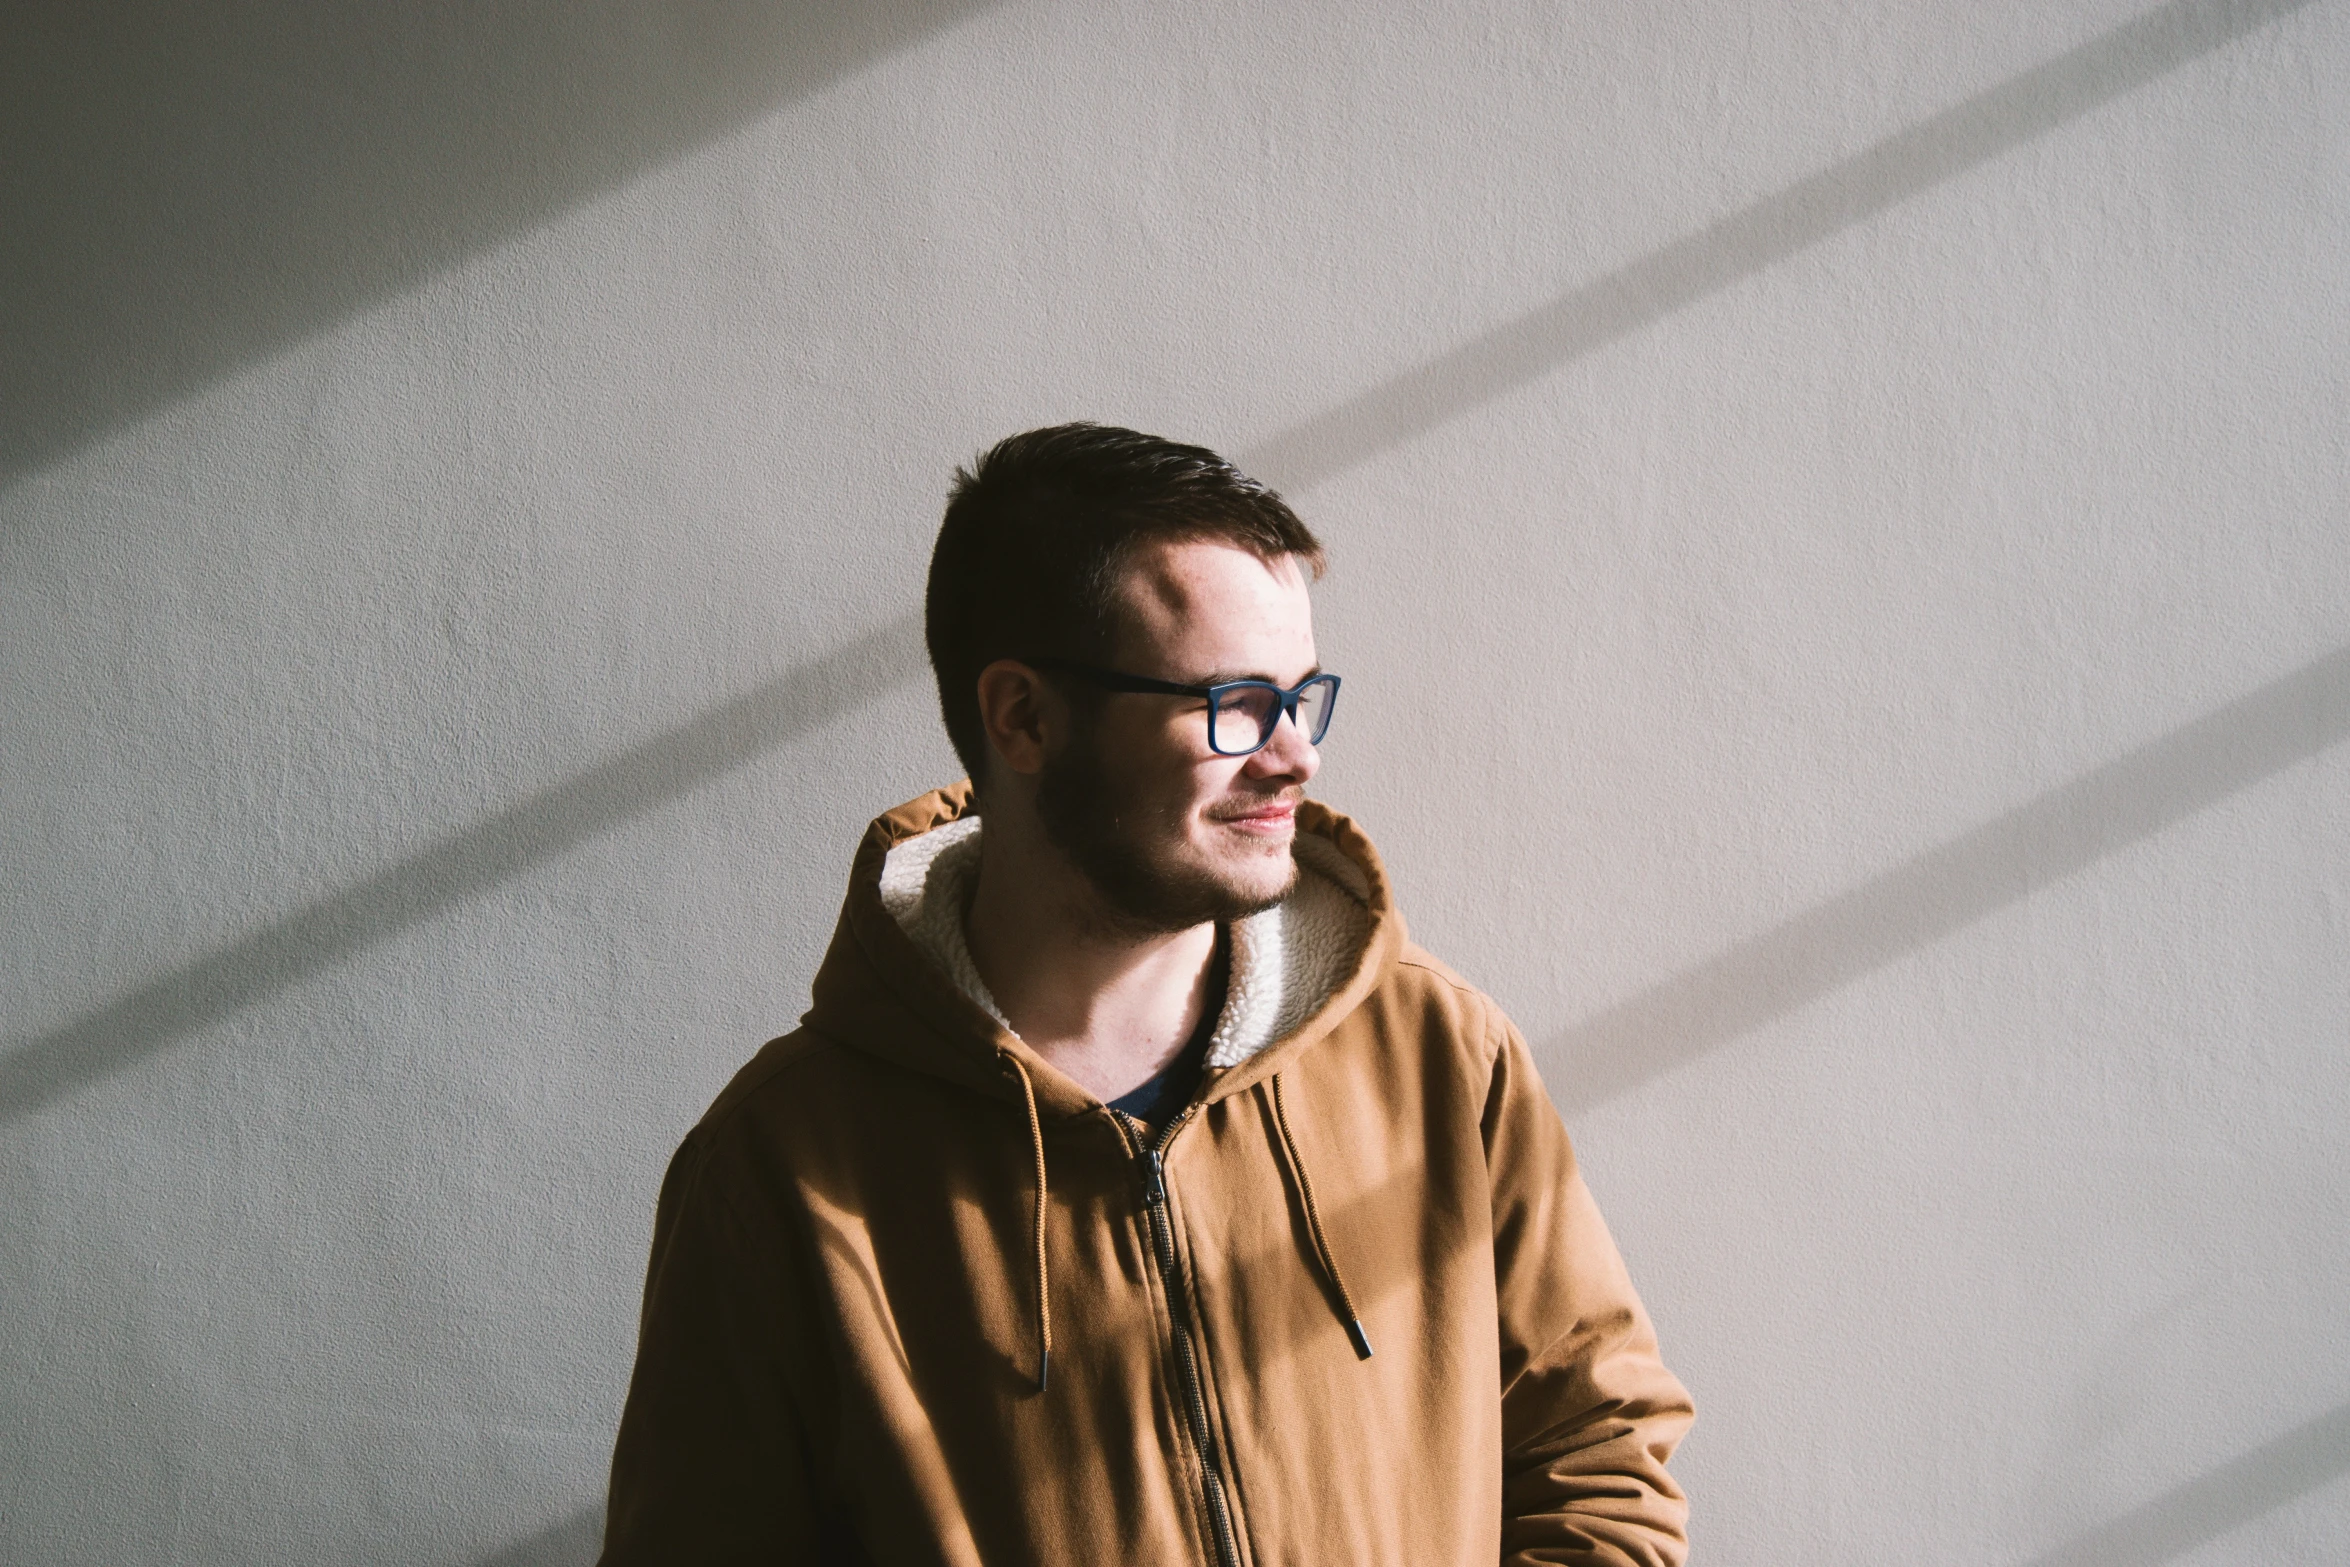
xmin=973 ymin=659 xmax=1059 ymax=779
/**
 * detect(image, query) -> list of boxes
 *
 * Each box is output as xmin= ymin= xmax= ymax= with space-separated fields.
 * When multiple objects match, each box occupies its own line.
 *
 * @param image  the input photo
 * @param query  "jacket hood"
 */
xmin=802 ymin=781 xmax=1407 ymax=1121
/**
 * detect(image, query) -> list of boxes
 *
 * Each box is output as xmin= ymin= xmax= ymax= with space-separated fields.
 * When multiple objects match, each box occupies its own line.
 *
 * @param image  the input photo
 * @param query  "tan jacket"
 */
xmin=600 ymin=785 xmax=1693 ymax=1565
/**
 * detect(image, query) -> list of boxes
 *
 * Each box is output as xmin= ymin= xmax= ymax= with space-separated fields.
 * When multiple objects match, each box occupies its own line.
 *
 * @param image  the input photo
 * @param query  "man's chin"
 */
xmin=1199 ymin=843 xmax=1299 ymax=918
xmin=1088 ymin=842 xmax=1296 ymax=935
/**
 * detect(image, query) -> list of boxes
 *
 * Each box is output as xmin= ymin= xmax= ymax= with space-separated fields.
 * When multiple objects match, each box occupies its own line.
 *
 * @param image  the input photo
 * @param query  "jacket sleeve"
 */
xmin=598 ymin=1130 xmax=847 ymax=1565
xmin=1483 ymin=1013 xmax=1695 ymax=1566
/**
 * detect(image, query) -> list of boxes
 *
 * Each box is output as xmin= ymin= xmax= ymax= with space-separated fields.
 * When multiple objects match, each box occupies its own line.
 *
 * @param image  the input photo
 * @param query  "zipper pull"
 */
xmin=1141 ymin=1148 xmax=1168 ymax=1208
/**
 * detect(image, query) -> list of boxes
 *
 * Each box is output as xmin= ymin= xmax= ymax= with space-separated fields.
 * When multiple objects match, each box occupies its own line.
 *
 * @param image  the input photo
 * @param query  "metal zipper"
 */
xmin=1119 ymin=1109 xmax=1244 ymax=1567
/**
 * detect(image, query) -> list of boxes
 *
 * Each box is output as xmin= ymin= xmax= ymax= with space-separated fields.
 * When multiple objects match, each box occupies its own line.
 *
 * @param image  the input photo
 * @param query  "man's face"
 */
xmin=1036 ymin=537 xmax=1323 ymax=934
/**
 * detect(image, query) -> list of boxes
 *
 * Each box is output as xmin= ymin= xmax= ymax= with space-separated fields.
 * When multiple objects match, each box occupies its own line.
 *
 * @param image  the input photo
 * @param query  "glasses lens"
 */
xmin=1294 ymin=677 xmax=1337 ymax=744
xmin=1211 ymin=686 xmax=1279 ymax=754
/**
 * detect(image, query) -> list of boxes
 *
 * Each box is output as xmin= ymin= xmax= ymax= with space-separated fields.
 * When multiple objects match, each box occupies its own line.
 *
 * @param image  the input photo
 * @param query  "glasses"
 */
xmin=1035 ymin=659 xmax=1341 ymax=757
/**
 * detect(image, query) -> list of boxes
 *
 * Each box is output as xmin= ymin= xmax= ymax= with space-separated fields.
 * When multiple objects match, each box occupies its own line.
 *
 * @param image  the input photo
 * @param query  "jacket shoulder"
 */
xmin=1373 ymin=941 xmax=1515 ymax=1067
xmin=1390 ymin=942 xmax=1506 ymax=1027
xmin=1390 ymin=942 xmax=1482 ymax=998
xmin=695 ymin=1027 xmax=843 ymax=1139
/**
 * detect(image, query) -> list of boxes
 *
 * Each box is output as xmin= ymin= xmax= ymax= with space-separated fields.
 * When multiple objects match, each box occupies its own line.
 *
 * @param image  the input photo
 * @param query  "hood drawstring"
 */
xmin=1005 ymin=1060 xmax=1364 ymax=1388
xmin=1269 ymin=1072 xmax=1374 ymax=1360
xmin=1007 ymin=1055 xmax=1053 ymax=1393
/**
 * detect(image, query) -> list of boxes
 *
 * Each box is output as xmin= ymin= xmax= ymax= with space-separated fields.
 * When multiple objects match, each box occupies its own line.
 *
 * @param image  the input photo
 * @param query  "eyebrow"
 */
xmin=1191 ymin=662 xmax=1325 ymax=687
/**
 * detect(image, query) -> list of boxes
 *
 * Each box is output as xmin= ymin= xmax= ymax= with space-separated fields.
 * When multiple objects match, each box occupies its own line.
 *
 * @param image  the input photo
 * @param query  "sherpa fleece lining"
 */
xmin=877 ymin=814 xmax=1372 ymax=1072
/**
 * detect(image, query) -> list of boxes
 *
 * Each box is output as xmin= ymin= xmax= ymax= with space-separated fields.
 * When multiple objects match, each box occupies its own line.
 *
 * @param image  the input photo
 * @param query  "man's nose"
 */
xmin=1246 ymin=705 xmax=1320 ymax=782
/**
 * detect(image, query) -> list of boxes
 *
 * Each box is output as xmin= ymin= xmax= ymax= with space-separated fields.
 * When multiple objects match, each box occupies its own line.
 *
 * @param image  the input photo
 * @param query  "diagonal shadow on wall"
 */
xmin=476 ymin=1503 xmax=604 ymax=1567
xmin=0 ymin=615 xmax=924 ymax=1127
xmin=1244 ymin=0 xmax=2325 ymax=493
xmin=0 ymin=0 xmax=998 ymax=484
xmin=2020 ymin=1399 xmax=2350 ymax=1566
xmin=1545 ymin=642 xmax=2350 ymax=1115
xmin=4 ymin=0 xmax=2330 ymax=1126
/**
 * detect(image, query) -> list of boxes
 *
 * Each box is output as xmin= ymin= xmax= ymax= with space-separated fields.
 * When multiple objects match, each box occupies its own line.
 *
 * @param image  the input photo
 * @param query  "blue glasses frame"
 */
xmin=1035 ymin=659 xmax=1341 ymax=756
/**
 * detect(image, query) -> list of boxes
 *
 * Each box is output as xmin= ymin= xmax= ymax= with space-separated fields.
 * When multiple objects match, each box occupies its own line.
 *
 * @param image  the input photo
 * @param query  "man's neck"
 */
xmin=963 ymin=825 xmax=1221 ymax=1106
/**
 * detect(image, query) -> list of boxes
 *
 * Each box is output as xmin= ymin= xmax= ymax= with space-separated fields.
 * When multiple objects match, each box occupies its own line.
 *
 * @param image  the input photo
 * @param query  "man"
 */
xmin=599 ymin=424 xmax=1693 ymax=1565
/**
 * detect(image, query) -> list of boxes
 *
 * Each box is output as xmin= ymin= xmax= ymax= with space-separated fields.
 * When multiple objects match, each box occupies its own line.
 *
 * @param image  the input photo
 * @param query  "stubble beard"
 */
xmin=1034 ymin=726 xmax=1297 ymax=937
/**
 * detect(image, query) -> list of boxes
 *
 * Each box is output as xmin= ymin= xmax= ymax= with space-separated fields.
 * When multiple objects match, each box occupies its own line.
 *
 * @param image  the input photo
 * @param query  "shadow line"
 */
xmin=7 ymin=0 xmax=2329 ymax=1126
xmin=476 ymin=1502 xmax=603 ymax=1567
xmin=1245 ymin=0 xmax=2323 ymax=492
xmin=1 ymin=0 xmax=998 ymax=482
xmin=0 ymin=615 xmax=926 ymax=1126
xmin=1546 ymin=642 xmax=2350 ymax=1113
xmin=2021 ymin=1400 xmax=2350 ymax=1566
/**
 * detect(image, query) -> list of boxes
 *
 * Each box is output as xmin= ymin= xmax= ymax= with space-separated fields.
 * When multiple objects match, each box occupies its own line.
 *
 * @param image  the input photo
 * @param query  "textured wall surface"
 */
xmin=5 ymin=2 xmax=2347 ymax=1561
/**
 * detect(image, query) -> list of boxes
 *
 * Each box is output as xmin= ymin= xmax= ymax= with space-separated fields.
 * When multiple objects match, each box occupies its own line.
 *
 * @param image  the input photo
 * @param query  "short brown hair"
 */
xmin=925 ymin=423 xmax=1324 ymax=785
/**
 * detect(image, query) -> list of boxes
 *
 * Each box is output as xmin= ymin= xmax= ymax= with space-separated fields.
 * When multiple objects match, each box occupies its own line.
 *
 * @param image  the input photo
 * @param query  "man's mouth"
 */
xmin=1213 ymin=797 xmax=1300 ymax=834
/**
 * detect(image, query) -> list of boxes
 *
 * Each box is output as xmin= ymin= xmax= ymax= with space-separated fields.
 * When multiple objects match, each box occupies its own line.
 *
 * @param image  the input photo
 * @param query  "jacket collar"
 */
xmin=802 ymin=782 xmax=1405 ymax=1120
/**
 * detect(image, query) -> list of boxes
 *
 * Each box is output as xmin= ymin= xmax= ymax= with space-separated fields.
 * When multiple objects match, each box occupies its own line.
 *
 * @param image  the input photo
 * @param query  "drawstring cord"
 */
xmin=1269 ymin=1072 xmax=1374 ymax=1360
xmin=1004 ymin=1059 xmax=1367 ymax=1389
xmin=1007 ymin=1056 xmax=1053 ymax=1393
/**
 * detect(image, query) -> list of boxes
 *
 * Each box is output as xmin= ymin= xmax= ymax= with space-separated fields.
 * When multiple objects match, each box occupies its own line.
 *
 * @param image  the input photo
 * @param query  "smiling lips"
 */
xmin=1215 ymin=796 xmax=1299 ymax=833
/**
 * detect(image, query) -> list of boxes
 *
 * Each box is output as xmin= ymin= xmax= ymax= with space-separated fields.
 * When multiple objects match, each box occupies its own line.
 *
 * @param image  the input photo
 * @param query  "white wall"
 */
xmin=5 ymin=2 xmax=2345 ymax=1561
